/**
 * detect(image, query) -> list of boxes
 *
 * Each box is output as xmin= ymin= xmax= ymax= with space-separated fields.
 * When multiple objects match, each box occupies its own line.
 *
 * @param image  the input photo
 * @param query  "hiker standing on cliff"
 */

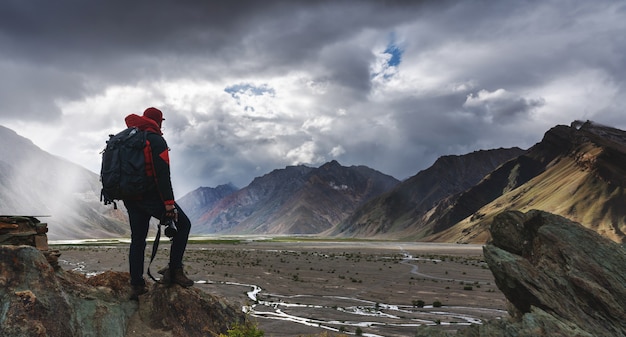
xmin=123 ymin=107 xmax=194 ymax=299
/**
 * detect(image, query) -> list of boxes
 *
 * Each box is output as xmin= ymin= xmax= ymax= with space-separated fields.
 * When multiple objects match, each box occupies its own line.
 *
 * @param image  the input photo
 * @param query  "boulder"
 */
xmin=486 ymin=210 xmax=625 ymax=336
xmin=131 ymin=282 xmax=245 ymax=337
xmin=0 ymin=245 xmax=245 ymax=337
xmin=416 ymin=210 xmax=626 ymax=337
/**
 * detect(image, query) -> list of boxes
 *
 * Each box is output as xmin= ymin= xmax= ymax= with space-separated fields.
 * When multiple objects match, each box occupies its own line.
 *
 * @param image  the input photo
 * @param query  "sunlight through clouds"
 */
xmin=1 ymin=0 xmax=625 ymax=195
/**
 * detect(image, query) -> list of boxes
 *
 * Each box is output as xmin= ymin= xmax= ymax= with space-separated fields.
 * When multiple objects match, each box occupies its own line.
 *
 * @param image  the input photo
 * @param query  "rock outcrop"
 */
xmin=417 ymin=210 xmax=626 ymax=336
xmin=485 ymin=210 xmax=626 ymax=335
xmin=0 ymin=245 xmax=245 ymax=337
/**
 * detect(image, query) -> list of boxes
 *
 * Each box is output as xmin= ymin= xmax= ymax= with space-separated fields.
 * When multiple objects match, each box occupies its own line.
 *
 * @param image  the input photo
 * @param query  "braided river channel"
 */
xmin=56 ymin=239 xmax=508 ymax=337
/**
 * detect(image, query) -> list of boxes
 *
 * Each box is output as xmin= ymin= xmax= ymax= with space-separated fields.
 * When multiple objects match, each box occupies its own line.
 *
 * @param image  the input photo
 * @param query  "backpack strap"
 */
xmin=100 ymin=190 xmax=117 ymax=209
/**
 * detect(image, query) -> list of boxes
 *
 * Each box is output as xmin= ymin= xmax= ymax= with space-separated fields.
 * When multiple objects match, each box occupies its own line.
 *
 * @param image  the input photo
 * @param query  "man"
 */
xmin=123 ymin=107 xmax=194 ymax=300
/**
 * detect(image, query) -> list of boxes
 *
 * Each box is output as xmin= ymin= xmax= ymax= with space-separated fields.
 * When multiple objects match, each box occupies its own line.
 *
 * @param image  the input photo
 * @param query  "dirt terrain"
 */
xmin=54 ymin=238 xmax=508 ymax=337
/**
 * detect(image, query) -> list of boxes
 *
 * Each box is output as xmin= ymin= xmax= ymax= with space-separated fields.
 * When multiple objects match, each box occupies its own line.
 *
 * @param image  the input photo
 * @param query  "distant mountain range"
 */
xmin=2 ymin=121 xmax=625 ymax=243
xmin=331 ymin=121 xmax=626 ymax=243
xmin=327 ymin=147 xmax=526 ymax=239
xmin=180 ymin=160 xmax=399 ymax=235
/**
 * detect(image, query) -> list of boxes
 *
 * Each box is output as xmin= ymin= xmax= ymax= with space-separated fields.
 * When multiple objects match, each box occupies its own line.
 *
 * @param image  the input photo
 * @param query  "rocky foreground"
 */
xmin=418 ymin=209 xmax=626 ymax=337
xmin=1 ymin=209 xmax=625 ymax=336
xmin=0 ymin=245 xmax=245 ymax=336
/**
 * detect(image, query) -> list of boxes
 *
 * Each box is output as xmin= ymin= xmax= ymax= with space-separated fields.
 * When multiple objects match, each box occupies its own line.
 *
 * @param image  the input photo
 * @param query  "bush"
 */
xmin=412 ymin=299 xmax=425 ymax=308
xmin=219 ymin=321 xmax=264 ymax=337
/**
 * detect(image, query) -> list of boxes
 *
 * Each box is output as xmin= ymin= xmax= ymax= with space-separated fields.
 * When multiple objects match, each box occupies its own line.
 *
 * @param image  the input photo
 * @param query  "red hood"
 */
xmin=125 ymin=114 xmax=162 ymax=134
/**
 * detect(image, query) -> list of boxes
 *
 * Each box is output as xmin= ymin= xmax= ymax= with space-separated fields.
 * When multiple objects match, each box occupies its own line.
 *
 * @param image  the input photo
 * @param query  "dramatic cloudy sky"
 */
xmin=1 ymin=1 xmax=625 ymax=196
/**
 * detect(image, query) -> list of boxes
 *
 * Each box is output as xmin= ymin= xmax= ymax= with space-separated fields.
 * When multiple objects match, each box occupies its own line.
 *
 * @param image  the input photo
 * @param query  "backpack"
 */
xmin=100 ymin=127 xmax=154 ymax=208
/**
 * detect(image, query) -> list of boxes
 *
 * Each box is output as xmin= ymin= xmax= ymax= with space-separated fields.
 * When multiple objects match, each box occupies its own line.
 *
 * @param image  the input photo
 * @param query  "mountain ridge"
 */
xmin=189 ymin=160 xmax=400 ymax=234
xmin=427 ymin=121 xmax=626 ymax=243
xmin=177 ymin=183 xmax=238 ymax=222
xmin=3 ymin=121 xmax=625 ymax=243
xmin=327 ymin=147 xmax=526 ymax=239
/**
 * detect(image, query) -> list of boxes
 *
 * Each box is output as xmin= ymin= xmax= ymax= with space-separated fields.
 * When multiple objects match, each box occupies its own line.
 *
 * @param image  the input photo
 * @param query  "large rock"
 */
xmin=131 ymin=282 xmax=245 ymax=337
xmin=416 ymin=209 xmax=626 ymax=337
xmin=0 ymin=245 xmax=245 ymax=337
xmin=482 ymin=210 xmax=626 ymax=336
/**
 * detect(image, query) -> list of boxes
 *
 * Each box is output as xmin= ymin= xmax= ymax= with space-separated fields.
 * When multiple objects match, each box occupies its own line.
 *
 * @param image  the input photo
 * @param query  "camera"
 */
xmin=162 ymin=207 xmax=178 ymax=238
xmin=163 ymin=219 xmax=178 ymax=238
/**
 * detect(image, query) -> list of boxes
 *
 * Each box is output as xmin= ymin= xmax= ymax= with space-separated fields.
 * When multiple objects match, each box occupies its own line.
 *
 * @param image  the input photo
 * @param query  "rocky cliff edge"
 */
xmin=482 ymin=209 xmax=626 ymax=336
xmin=0 ymin=245 xmax=245 ymax=337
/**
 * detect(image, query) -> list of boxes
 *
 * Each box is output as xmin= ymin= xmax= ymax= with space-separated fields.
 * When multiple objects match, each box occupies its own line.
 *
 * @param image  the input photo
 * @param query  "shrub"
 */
xmin=412 ymin=299 xmax=425 ymax=308
xmin=219 ymin=321 xmax=264 ymax=337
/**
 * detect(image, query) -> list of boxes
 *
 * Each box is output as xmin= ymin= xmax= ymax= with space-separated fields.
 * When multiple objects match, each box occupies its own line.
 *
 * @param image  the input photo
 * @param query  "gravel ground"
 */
xmin=55 ymin=239 xmax=508 ymax=337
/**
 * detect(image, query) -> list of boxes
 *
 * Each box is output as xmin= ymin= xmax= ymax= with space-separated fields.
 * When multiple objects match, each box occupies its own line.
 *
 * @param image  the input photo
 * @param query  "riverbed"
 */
xmin=55 ymin=238 xmax=507 ymax=336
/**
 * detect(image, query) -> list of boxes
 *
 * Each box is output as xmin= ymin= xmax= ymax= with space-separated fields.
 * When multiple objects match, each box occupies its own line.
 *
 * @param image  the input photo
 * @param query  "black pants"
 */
xmin=123 ymin=196 xmax=191 ymax=286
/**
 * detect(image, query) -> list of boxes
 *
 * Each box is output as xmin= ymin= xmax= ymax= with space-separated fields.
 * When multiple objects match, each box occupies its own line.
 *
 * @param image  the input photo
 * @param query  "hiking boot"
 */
xmin=158 ymin=266 xmax=171 ymax=285
xmin=130 ymin=284 xmax=148 ymax=300
xmin=171 ymin=267 xmax=194 ymax=287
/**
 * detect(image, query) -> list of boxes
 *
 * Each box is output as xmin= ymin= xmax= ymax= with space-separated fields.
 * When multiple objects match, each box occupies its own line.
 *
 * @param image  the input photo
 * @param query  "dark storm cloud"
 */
xmin=1 ymin=0 xmax=625 ymax=195
xmin=0 ymin=0 xmax=423 ymax=68
xmin=0 ymin=0 xmax=429 ymax=121
xmin=0 ymin=1 xmax=272 ymax=119
xmin=405 ymin=1 xmax=626 ymax=93
xmin=463 ymin=89 xmax=545 ymax=123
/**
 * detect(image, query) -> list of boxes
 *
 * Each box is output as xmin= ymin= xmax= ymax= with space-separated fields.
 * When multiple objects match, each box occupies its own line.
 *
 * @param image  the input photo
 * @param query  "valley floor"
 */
xmin=54 ymin=238 xmax=508 ymax=337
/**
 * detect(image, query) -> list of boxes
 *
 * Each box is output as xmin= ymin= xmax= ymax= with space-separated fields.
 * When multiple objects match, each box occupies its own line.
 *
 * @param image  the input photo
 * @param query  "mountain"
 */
xmin=330 ymin=121 xmax=626 ymax=244
xmin=0 ymin=125 xmax=129 ymax=239
xmin=328 ymin=147 xmax=526 ymax=239
xmin=177 ymin=183 xmax=239 ymax=221
xmin=428 ymin=121 xmax=626 ymax=243
xmin=189 ymin=160 xmax=400 ymax=234
xmin=7 ymin=119 xmax=624 ymax=243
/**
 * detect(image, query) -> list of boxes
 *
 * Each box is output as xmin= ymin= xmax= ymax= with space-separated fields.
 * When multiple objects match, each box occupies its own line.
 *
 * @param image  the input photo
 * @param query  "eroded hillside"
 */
xmin=429 ymin=121 xmax=626 ymax=243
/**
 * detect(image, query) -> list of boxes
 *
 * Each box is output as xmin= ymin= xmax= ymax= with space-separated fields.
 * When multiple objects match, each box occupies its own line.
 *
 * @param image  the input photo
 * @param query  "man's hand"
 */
xmin=164 ymin=205 xmax=178 ymax=222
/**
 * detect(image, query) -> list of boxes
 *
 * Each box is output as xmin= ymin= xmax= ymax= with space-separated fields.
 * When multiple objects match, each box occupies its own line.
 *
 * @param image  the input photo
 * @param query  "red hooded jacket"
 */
xmin=124 ymin=114 xmax=175 ymax=206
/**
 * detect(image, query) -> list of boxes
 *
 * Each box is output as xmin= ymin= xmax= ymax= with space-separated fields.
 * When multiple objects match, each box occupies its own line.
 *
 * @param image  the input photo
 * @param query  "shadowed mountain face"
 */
xmin=330 ymin=121 xmax=626 ymax=244
xmin=329 ymin=147 xmax=526 ymax=239
xmin=0 ymin=126 xmax=129 ymax=240
xmin=428 ymin=121 xmax=626 ymax=243
xmin=189 ymin=160 xmax=400 ymax=234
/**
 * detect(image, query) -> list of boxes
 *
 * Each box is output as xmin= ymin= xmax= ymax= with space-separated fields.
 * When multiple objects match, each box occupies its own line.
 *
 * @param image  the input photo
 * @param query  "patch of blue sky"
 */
xmin=370 ymin=34 xmax=404 ymax=80
xmin=384 ymin=44 xmax=403 ymax=67
xmin=224 ymin=83 xmax=276 ymax=98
